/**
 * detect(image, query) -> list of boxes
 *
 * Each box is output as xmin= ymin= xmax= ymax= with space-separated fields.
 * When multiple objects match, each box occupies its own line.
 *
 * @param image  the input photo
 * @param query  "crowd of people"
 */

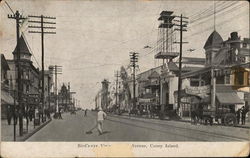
xmin=5 ymin=106 xmax=52 ymax=126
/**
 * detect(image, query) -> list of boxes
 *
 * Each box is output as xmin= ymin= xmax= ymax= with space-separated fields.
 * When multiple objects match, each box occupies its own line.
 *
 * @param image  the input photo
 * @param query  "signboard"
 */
xmin=185 ymin=85 xmax=210 ymax=98
xmin=138 ymin=98 xmax=151 ymax=103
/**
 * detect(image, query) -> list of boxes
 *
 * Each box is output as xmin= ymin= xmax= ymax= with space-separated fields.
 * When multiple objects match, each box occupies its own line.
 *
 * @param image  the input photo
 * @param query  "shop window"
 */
xmin=235 ymin=71 xmax=244 ymax=85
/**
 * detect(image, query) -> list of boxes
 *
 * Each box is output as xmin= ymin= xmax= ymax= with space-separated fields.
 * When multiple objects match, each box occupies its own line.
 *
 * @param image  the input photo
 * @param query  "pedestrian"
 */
xmin=241 ymin=106 xmax=246 ymax=125
xmin=58 ymin=108 xmax=63 ymax=119
xmin=6 ymin=105 xmax=12 ymax=125
xmin=84 ymin=109 xmax=87 ymax=117
xmin=236 ymin=108 xmax=241 ymax=124
xmin=97 ymin=108 xmax=107 ymax=135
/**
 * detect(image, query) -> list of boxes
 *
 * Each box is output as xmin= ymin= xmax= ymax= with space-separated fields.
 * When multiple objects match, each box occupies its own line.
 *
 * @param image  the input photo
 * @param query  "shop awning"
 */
xmin=1 ymin=91 xmax=14 ymax=105
xmin=216 ymin=92 xmax=244 ymax=105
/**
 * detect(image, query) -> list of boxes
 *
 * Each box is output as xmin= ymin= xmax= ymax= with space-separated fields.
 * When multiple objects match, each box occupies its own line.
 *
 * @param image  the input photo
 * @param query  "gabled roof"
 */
xmin=204 ymin=31 xmax=223 ymax=49
xmin=13 ymin=35 xmax=32 ymax=56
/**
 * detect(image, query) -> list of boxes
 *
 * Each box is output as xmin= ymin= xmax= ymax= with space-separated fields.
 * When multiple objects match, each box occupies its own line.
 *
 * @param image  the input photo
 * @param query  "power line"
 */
xmin=21 ymin=33 xmax=41 ymax=69
xmin=4 ymin=0 xmax=14 ymax=14
xmin=189 ymin=1 xmax=239 ymax=25
xmin=184 ymin=2 xmax=246 ymax=40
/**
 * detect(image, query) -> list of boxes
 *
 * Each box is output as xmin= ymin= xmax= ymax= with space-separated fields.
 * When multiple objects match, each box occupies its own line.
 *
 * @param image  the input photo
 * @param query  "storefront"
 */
xmin=174 ymin=86 xmax=210 ymax=117
xmin=1 ymin=90 xmax=15 ymax=119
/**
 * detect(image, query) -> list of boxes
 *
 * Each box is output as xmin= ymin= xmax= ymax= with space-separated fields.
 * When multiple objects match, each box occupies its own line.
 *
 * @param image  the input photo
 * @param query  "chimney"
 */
xmin=230 ymin=32 xmax=239 ymax=40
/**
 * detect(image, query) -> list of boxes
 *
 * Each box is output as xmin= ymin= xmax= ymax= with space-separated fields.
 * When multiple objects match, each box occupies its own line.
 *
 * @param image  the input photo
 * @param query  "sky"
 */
xmin=0 ymin=0 xmax=249 ymax=109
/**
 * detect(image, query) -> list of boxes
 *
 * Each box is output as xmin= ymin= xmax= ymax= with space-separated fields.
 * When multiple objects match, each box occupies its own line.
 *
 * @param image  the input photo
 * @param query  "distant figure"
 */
xmin=84 ymin=109 xmax=87 ymax=117
xmin=58 ymin=108 xmax=63 ymax=119
xmin=97 ymin=108 xmax=107 ymax=135
xmin=241 ymin=106 xmax=247 ymax=125
xmin=6 ymin=105 xmax=12 ymax=125
xmin=236 ymin=109 xmax=241 ymax=124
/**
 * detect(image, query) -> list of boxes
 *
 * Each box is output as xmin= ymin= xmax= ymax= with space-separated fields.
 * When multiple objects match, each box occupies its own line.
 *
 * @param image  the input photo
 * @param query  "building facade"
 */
xmin=7 ymin=35 xmax=40 ymax=118
xmin=180 ymin=31 xmax=249 ymax=119
xmin=1 ymin=54 xmax=14 ymax=119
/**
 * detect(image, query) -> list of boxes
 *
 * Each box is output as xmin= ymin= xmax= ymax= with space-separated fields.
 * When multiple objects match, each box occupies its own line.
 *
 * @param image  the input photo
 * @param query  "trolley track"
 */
xmin=108 ymin=114 xmax=249 ymax=141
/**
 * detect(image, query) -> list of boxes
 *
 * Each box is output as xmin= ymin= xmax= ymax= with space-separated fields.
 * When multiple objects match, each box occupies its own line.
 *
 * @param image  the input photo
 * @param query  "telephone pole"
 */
xmin=130 ymin=52 xmax=139 ymax=110
xmin=114 ymin=71 xmax=120 ymax=112
xmin=8 ymin=10 xmax=26 ymax=136
xmin=28 ymin=15 xmax=56 ymax=122
xmin=49 ymin=65 xmax=62 ymax=115
xmin=174 ymin=14 xmax=188 ymax=113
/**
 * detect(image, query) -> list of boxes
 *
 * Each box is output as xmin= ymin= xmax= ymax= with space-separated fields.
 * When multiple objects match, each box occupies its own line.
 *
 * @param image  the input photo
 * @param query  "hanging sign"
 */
xmin=185 ymin=85 xmax=210 ymax=97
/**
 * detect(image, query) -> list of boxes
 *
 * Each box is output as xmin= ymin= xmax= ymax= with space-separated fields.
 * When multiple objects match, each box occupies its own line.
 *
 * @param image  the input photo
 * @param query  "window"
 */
xmin=225 ymin=75 xmax=230 ymax=84
xmin=243 ymin=43 xmax=247 ymax=48
xmin=235 ymin=71 xmax=244 ymax=85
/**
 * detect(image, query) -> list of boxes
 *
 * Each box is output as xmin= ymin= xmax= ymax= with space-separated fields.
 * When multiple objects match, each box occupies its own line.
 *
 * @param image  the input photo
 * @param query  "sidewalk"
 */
xmin=115 ymin=112 xmax=250 ymax=129
xmin=1 ymin=118 xmax=51 ymax=141
xmin=179 ymin=116 xmax=250 ymax=129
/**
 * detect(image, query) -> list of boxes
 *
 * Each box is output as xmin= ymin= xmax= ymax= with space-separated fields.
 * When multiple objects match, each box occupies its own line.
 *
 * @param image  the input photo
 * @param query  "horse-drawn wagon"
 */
xmin=202 ymin=106 xmax=237 ymax=126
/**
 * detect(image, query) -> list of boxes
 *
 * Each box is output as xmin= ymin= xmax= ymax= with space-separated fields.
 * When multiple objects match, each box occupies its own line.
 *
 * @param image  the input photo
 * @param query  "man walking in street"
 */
xmin=97 ymin=108 xmax=107 ymax=135
xmin=84 ymin=109 xmax=87 ymax=117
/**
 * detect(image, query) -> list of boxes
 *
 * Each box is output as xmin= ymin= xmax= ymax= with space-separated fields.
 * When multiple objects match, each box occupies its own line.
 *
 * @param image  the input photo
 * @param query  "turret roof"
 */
xmin=203 ymin=30 xmax=223 ymax=49
xmin=13 ymin=35 xmax=32 ymax=56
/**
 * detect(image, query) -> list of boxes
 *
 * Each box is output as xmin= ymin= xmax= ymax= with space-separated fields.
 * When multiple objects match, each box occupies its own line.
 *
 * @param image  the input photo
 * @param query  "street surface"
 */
xmin=27 ymin=111 xmax=250 ymax=142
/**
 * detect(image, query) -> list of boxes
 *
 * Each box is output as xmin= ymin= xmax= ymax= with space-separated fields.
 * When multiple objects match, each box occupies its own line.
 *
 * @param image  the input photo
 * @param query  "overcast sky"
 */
xmin=0 ymin=0 xmax=249 ymax=109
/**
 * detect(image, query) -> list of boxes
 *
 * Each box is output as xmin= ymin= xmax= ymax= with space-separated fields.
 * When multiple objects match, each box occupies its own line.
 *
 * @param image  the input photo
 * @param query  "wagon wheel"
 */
xmin=224 ymin=113 xmax=236 ymax=126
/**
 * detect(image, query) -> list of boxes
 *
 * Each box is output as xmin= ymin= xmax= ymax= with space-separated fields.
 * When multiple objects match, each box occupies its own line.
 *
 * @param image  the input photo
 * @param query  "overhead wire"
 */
xmin=184 ymin=2 xmax=246 ymax=40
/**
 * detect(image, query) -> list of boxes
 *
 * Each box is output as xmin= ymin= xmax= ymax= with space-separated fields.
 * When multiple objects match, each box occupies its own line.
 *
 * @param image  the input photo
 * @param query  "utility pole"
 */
xmin=49 ymin=65 xmax=62 ymax=115
xmin=174 ymin=14 xmax=188 ymax=114
xmin=48 ymin=66 xmax=54 ymax=115
xmin=28 ymin=15 xmax=56 ymax=122
xmin=13 ymin=90 xmax=16 ymax=141
xmin=8 ymin=10 xmax=26 ymax=136
xmin=130 ymin=52 xmax=139 ymax=110
xmin=114 ymin=71 xmax=120 ymax=112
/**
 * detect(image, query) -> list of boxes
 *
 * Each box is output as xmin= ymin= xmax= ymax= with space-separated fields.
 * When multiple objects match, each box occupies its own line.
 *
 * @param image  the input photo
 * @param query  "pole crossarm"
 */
xmin=28 ymin=20 xmax=56 ymax=24
xmin=28 ymin=31 xmax=56 ymax=34
xmin=174 ymin=41 xmax=189 ymax=44
xmin=28 ymin=15 xmax=56 ymax=19
xmin=28 ymin=14 xmax=56 ymax=121
xmin=28 ymin=26 xmax=56 ymax=29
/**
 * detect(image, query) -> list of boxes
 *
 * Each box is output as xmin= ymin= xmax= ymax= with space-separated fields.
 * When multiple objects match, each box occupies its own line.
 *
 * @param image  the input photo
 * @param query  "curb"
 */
xmin=110 ymin=114 xmax=250 ymax=129
xmin=19 ymin=119 xmax=52 ymax=141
